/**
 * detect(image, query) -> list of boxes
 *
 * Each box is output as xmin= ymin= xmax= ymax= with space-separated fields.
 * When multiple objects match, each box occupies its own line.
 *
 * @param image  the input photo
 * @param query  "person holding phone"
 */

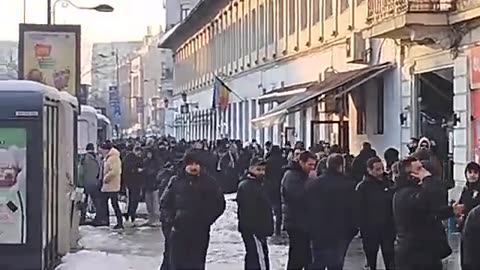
xmin=393 ymin=157 xmax=464 ymax=270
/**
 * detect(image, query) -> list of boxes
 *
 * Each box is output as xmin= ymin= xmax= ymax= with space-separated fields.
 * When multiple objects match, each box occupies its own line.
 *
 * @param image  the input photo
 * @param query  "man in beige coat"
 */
xmin=98 ymin=141 xmax=124 ymax=229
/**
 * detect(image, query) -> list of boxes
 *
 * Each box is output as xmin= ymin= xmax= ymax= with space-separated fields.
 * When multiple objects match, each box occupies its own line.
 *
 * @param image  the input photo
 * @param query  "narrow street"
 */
xmin=56 ymin=194 xmax=463 ymax=270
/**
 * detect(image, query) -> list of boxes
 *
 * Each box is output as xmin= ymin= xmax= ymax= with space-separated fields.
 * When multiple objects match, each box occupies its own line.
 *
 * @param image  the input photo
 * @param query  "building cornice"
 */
xmin=158 ymin=0 xmax=231 ymax=50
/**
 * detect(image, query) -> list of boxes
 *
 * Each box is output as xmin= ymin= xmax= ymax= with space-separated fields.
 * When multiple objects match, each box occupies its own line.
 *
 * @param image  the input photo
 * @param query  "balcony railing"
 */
xmin=456 ymin=0 xmax=480 ymax=11
xmin=367 ymin=0 xmax=455 ymax=23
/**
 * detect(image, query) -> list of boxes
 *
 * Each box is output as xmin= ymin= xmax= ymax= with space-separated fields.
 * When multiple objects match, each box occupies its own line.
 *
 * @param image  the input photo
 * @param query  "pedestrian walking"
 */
xmin=160 ymin=151 xmax=226 ymax=270
xmin=237 ymin=157 xmax=273 ymax=270
xmin=306 ymin=153 xmax=357 ymax=270
xmin=356 ymin=156 xmax=395 ymax=270
xmin=281 ymin=151 xmax=317 ymax=269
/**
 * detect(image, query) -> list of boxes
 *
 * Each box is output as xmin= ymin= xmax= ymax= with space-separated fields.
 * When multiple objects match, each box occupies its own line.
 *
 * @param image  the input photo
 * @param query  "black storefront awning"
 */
xmin=251 ymin=62 xmax=395 ymax=128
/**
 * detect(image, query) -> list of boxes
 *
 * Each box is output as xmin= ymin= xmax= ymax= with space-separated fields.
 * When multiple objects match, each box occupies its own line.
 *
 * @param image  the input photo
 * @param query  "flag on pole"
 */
xmin=212 ymin=76 xmax=231 ymax=111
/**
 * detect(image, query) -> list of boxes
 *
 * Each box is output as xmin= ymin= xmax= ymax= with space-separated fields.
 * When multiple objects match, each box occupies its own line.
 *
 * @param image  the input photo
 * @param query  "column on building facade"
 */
xmin=250 ymin=99 xmax=257 ymax=142
xmin=239 ymin=101 xmax=245 ymax=141
xmin=232 ymin=103 xmax=238 ymax=139
xmin=268 ymin=102 xmax=274 ymax=143
xmin=259 ymin=102 xmax=265 ymax=144
xmin=244 ymin=99 xmax=251 ymax=141
xmin=227 ymin=103 xmax=232 ymax=138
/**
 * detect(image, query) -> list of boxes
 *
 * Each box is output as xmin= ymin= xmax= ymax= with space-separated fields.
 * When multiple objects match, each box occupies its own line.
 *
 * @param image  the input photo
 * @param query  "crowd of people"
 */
xmin=76 ymin=136 xmax=480 ymax=270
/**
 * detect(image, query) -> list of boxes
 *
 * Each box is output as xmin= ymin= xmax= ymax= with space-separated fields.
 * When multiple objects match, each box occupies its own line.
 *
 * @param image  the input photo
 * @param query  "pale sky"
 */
xmin=1 ymin=0 xmax=165 ymax=43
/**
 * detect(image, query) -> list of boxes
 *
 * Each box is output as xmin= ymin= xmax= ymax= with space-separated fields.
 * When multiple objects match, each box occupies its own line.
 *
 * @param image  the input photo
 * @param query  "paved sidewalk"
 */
xmin=60 ymin=198 xmax=462 ymax=269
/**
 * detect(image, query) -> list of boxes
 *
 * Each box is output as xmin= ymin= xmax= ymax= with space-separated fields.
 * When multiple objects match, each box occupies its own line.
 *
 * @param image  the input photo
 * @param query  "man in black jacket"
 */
xmin=237 ymin=157 xmax=274 ymax=270
xmin=355 ymin=156 xmax=395 ymax=270
xmin=462 ymin=204 xmax=480 ymax=270
xmin=393 ymin=157 xmax=464 ymax=270
xmin=157 ymin=162 xmax=177 ymax=270
xmin=265 ymin=145 xmax=287 ymax=236
xmin=159 ymin=151 xmax=226 ymax=270
xmin=306 ymin=153 xmax=357 ymax=270
xmin=281 ymin=151 xmax=317 ymax=269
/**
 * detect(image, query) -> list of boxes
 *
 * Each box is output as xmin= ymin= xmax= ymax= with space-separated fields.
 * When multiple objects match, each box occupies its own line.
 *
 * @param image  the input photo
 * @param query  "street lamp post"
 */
xmin=47 ymin=0 xmax=114 ymax=25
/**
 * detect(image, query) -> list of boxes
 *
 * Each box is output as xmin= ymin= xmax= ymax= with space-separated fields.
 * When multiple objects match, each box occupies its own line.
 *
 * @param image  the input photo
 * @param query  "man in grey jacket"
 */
xmin=80 ymin=143 xmax=101 ymax=224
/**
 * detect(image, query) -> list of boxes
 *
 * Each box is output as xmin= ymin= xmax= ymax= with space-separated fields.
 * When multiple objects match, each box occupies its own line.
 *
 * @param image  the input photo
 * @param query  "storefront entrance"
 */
xmin=310 ymin=120 xmax=349 ymax=152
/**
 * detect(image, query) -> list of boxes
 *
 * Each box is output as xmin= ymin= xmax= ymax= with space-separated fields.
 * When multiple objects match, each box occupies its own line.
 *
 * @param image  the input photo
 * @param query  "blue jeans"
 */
xmin=310 ymin=239 xmax=350 ymax=270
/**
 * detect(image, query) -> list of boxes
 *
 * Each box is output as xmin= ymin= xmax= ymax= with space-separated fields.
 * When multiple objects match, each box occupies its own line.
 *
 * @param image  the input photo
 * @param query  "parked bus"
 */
xmin=0 ymin=80 xmax=80 ymax=270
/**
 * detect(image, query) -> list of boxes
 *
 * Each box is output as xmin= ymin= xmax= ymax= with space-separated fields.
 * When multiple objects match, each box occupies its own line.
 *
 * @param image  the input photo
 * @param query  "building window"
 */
xmin=313 ymin=0 xmax=320 ymax=24
xmin=268 ymin=0 xmax=274 ymax=44
xmin=301 ymin=0 xmax=308 ymax=30
xmin=356 ymin=87 xmax=366 ymax=135
xmin=341 ymin=0 xmax=349 ymax=12
xmin=325 ymin=0 xmax=333 ymax=18
xmin=376 ymin=78 xmax=384 ymax=134
xmin=259 ymin=4 xmax=265 ymax=48
xmin=288 ymin=0 xmax=295 ymax=35
xmin=180 ymin=4 xmax=190 ymax=20
xmin=278 ymin=0 xmax=284 ymax=39
xmin=251 ymin=8 xmax=257 ymax=51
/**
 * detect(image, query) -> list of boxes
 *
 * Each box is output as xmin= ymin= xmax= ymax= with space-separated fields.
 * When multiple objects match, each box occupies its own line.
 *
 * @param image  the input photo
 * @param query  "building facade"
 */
xmin=160 ymin=0 xmax=480 ymax=194
xmin=160 ymin=0 xmax=399 ymax=153
xmin=90 ymin=41 xmax=143 ymax=109
xmin=115 ymin=29 xmax=176 ymax=136
xmin=0 ymin=41 xmax=18 ymax=80
xmin=165 ymin=0 xmax=201 ymax=30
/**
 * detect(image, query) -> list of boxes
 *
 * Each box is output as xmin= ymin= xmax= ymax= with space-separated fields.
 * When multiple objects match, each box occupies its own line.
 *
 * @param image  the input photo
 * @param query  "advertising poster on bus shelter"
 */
xmin=0 ymin=128 xmax=27 ymax=244
xmin=18 ymin=24 xmax=81 ymax=99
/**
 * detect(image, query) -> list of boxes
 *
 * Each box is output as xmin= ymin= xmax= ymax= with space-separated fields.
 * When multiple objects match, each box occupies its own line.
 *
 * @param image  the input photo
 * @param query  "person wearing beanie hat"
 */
xmin=79 ymin=142 xmax=101 ymax=224
xmin=237 ymin=156 xmax=273 ymax=270
xmin=160 ymin=150 xmax=226 ymax=269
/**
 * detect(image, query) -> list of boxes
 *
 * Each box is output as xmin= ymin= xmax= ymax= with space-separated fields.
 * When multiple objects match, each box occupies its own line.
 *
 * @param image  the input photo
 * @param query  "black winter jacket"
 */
xmin=355 ymin=174 xmax=395 ymax=234
xmin=393 ymin=176 xmax=454 ymax=263
xmin=236 ymin=173 xmax=274 ymax=237
xmin=459 ymin=182 xmax=480 ymax=230
xmin=281 ymin=161 xmax=309 ymax=232
xmin=265 ymin=154 xmax=287 ymax=204
xmin=306 ymin=170 xmax=357 ymax=243
xmin=462 ymin=205 xmax=480 ymax=269
xmin=143 ymin=158 xmax=159 ymax=191
xmin=159 ymin=172 xmax=226 ymax=232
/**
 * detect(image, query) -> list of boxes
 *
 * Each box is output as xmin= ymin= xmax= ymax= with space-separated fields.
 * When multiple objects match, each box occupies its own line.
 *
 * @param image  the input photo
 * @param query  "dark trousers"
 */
xmin=99 ymin=192 xmax=123 ymax=226
xmin=127 ymin=186 xmax=142 ymax=222
xmin=160 ymin=224 xmax=172 ymax=270
xmin=272 ymin=203 xmax=282 ymax=236
xmin=310 ymin=238 xmax=350 ymax=270
xmin=169 ymin=229 xmax=210 ymax=270
xmin=286 ymin=229 xmax=311 ymax=270
xmin=241 ymin=233 xmax=270 ymax=270
xmin=361 ymin=230 xmax=395 ymax=270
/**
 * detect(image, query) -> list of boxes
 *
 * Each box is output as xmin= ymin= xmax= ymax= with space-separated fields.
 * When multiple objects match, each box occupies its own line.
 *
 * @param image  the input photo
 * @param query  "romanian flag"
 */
xmin=212 ymin=76 xmax=231 ymax=111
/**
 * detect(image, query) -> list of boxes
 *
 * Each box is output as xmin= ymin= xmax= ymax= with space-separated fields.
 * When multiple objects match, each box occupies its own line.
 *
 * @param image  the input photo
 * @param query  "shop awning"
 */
xmin=251 ymin=62 xmax=395 ymax=128
xmin=257 ymin=81 xmax=316 ymax=104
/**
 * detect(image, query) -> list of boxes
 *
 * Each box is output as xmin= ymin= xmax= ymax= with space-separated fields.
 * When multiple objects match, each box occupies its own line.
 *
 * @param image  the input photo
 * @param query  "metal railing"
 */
xmin=367 ymin=0 xmax=455 ymax=23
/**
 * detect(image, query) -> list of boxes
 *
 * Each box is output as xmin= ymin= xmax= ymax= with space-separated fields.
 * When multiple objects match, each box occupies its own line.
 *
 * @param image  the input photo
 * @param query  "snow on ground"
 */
xmin=56 ymin=194 xmax=462 ymax=270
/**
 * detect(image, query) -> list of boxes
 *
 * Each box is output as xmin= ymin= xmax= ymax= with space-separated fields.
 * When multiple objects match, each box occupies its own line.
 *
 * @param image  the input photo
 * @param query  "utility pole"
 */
xmin=47 ymin=0 xmax=52 ymax=24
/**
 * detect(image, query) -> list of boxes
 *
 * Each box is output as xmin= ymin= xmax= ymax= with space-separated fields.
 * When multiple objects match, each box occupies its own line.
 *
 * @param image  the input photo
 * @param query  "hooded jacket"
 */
xmin=101 ymin=148 xmax=122 ymax=193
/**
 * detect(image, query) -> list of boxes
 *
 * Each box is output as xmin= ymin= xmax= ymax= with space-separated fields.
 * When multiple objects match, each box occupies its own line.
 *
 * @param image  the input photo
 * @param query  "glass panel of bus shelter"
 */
xmin=0 ymin=127 xmax=27 ymax=244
